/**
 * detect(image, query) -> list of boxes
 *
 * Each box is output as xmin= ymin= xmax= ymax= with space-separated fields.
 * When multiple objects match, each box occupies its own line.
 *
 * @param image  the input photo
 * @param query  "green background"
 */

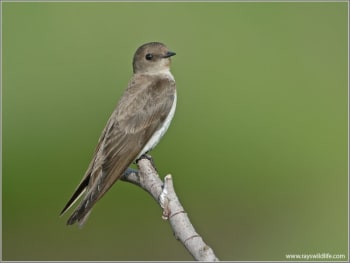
xmin=2 ymin=2 xmax=348 ymax=261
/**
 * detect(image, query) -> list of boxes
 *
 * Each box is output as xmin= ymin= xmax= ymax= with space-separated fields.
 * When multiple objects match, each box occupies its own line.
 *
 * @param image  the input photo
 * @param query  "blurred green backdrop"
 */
xmin=2 ymin=2 xmax=348 ymax=261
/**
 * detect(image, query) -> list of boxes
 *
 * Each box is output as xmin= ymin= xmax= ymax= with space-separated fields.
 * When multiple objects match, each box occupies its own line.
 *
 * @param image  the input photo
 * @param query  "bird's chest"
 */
xmin=137 ymin=92 xmax=177 ymax=158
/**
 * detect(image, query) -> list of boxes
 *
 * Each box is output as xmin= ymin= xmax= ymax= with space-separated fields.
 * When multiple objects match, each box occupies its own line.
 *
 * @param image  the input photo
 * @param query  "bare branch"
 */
xmin=121 ymin=158 xmax=219 ymax=261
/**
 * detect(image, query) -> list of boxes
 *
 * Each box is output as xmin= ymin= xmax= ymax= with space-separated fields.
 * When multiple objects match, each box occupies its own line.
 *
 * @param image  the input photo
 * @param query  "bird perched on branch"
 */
xmin=60 ymin=42 xmax=177 ymax=226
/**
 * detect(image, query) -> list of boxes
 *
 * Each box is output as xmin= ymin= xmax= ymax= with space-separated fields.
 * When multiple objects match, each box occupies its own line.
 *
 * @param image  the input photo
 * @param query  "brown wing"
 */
xmin=62 ymin=74 xmax=176 ymax=225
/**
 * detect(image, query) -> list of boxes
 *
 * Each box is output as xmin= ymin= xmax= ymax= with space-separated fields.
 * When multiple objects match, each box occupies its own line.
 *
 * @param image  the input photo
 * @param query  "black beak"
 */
xmin=163 ymin=51 xmax=176 ymax=58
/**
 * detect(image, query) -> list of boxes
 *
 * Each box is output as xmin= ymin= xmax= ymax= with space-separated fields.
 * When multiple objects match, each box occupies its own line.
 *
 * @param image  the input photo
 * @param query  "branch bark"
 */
xmin=120 ymin=157 xmax=219 ymax=261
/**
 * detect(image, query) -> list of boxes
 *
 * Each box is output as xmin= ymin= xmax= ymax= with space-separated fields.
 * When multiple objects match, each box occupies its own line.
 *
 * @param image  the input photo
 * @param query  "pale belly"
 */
xmin=136 ymin=91 xmax=177 ymax=159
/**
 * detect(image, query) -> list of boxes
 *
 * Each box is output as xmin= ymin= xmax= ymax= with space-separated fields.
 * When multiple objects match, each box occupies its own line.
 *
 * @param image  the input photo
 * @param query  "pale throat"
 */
xmin=145 ymin=68 xmax=175 ymax=81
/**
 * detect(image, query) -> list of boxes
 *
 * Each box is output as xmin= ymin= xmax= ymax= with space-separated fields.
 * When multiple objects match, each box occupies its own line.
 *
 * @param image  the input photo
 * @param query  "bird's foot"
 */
xmin=136 ymin=154 xmax=158 ymax=172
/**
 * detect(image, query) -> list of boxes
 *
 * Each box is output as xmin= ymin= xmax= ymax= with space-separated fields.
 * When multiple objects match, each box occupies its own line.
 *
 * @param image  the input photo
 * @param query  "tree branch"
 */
xmin=120 ymin=157 xmax=219 ymax=261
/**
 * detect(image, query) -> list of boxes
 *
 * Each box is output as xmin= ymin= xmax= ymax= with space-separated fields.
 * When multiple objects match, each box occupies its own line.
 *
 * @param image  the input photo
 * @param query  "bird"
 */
xmin=60 ymin=42 xmax=177 ymax=226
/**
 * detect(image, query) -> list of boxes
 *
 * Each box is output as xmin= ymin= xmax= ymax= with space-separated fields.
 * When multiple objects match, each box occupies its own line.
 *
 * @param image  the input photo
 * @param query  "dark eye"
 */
xmin=145 ymin=53 xmax=153 ymax=60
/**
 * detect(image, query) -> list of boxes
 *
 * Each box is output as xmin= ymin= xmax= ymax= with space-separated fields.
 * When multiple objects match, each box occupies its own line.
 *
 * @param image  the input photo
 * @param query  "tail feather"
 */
xmin=60 ymin=175 xmax=90 ymax=216
xmin=66 ymin=186 xmax=99 ymax=225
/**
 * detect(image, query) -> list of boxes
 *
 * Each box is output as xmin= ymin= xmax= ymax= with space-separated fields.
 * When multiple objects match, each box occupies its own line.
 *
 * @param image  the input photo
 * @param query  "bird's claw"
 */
xmin=136 ymin=154 xmax=158 ymax=172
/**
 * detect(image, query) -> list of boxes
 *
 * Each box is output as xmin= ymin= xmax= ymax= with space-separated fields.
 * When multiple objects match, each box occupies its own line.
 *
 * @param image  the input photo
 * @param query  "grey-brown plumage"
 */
xmin=60 ymin=42 xmax=176 ymax=226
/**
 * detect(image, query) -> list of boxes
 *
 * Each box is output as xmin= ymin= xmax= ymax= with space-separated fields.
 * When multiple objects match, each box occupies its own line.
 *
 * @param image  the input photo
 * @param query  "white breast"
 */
xmin=137 ymin=91 xmax=177 ymax=159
